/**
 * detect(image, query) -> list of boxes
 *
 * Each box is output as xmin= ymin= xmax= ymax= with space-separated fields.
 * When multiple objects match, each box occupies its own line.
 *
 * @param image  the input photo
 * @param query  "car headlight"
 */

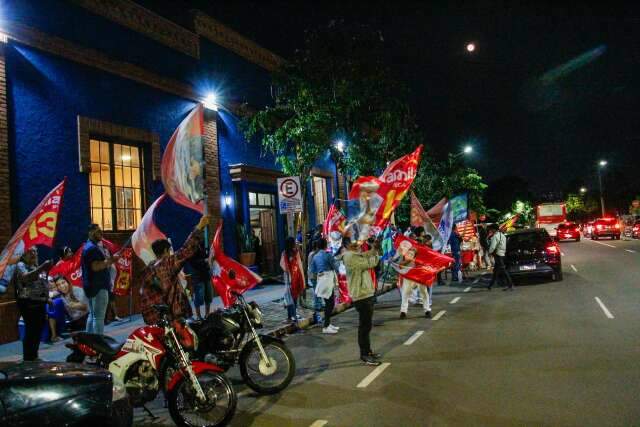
xmin=112 ymin=375 xmax=128 ymax=402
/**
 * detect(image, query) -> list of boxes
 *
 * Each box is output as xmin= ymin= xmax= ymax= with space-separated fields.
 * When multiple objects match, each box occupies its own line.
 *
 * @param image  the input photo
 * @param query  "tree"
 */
xmin=243 ymin=21 xmax=424 ymax=250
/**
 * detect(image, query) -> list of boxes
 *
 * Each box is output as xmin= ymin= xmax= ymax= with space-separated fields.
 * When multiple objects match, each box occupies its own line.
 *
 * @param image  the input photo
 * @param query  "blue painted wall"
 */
xmin=4 ymin=0 xmax=338 ymax=264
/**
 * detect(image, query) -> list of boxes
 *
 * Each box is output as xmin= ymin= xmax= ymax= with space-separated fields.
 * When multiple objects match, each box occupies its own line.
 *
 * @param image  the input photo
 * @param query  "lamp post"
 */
xmin=579 ymin=187 xmax=587 ymax=195
xmin=598 ymin=160 xmax=607 ymax=217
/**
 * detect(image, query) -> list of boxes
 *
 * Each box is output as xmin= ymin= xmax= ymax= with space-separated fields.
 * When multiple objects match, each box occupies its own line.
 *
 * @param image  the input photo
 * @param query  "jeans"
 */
xmin=489 ymin=255 xmax=514 ymax=288
xmin=86 ymin=289 xmax=109 ymax=335
xmin=451 ymin=251 xmax=461 ymax=280
xmin=18 ymin=300 xmax=46 ymax=361
xmin=353 ymin=297 xmax=375 ymax=357
xmin=46 ymin=297 xmax=66 ymax=336
xmin=323 ymin=291 xmax=335 ymax=328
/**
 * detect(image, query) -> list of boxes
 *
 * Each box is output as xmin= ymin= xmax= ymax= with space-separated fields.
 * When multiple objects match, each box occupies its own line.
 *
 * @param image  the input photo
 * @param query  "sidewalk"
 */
xmin=0 ymin=270 xmax=486 ymax=363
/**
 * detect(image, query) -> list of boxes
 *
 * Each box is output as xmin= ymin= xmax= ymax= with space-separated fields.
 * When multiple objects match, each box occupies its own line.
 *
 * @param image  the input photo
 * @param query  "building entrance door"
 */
xmin=259 ymin=210 xmax=277 ymax=274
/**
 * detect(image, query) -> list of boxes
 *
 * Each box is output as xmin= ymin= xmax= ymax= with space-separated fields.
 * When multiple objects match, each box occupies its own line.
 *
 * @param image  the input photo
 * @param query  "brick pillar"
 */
xmin=203 ymin=112 xmax=221 ymax=228
xmin=0 ymin=44 xmax=11 ymax=246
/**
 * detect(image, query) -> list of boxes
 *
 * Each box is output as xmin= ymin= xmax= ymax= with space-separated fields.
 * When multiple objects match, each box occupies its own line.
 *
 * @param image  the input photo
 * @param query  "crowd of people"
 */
xmin=285 ymin=220 xmax=515 ymax=367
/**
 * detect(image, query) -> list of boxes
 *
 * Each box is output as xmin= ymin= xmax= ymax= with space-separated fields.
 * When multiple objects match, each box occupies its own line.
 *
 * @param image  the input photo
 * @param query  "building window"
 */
xmin=89 ymin=139 xmax=145 ymax=231
xmin=313 ymin=176 xmax=328 ymax=224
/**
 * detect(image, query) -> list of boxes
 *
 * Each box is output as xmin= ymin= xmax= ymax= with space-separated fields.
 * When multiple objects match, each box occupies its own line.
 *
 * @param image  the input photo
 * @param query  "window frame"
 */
xmin=89 ymin=135 xmax=149 ymax=232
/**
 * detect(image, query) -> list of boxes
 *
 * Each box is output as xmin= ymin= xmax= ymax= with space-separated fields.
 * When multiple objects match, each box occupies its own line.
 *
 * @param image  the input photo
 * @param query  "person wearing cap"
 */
xmin=82 ymin=224 xmax=120 ymax=335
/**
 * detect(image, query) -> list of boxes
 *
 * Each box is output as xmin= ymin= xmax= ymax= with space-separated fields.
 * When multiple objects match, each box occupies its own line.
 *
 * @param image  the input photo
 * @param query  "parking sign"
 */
xmin=277 ymin=176 xmax=303 ymax=214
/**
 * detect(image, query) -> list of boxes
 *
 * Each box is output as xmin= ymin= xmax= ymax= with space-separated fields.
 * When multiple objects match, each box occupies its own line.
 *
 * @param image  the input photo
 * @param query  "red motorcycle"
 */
xmin=67 ymin=304 xmax=236 ymax=427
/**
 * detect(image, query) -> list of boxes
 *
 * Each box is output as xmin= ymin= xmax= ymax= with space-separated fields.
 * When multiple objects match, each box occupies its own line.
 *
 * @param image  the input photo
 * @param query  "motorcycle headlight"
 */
xmin=111 ymin=375 xmax=127 ymax=402
xmin=249 ymin=302 xmax=263 ymax=326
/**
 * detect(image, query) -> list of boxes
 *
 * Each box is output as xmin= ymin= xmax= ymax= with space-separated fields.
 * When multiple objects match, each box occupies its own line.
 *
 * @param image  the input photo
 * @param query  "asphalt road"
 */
xmin=222 ymin=237 xmax=640 ymax=427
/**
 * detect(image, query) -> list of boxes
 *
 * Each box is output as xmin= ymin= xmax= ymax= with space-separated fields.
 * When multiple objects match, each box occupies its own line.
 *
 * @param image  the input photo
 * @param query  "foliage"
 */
xmin=510 ymin=200 xmax=535 ymax=226
xmin=243 ymin=21 xmax=425 ymax=247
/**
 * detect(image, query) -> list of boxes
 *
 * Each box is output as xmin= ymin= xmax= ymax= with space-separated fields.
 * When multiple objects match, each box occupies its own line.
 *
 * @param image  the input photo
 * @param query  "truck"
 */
xmin=536 ymin=202 xmax=567 ymax=238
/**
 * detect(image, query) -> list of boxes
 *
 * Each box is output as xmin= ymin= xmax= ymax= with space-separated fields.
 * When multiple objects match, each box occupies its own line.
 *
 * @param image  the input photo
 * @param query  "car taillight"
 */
xmin=614 ymin=223 xmax=620 ymax=229
xmin=596 ymin=224 xmax=603 ymax=230
xmin=545 ymin=244 xmax=559 ymax=254
xmin=634 ymin=225 xmax=640 ymax=231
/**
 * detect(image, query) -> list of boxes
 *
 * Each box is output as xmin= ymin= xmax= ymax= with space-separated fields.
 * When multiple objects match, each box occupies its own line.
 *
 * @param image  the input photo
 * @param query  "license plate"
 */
xmin=519 ymin=264 xmax=536 ymax=271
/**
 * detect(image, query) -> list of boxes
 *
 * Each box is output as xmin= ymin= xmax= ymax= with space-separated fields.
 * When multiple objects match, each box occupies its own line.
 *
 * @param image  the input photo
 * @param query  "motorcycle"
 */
xmin=66 ymin=304 xmax=237 ymax=427
xmin=187 ymin=291 xmax=295 ymax=395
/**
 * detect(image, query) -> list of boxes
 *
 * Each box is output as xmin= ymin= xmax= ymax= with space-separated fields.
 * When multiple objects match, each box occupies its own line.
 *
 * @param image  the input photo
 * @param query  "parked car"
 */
xmin=632 ymin=221 xmax=640 ymax=239
xmin=590 ymin=217 xmax=620 ymax=240
xmin=556 ymin=222 xmax=581 ymax=242
xmin=506 ymin=228 xmax=562 ymax=282
xmin=0 ymin=361 xmax=132 ymax=427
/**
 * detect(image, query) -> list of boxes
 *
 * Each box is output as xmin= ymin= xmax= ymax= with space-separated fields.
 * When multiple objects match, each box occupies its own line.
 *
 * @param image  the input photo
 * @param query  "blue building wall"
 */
xmin=4 ymin=0 xmax=338 ymax=264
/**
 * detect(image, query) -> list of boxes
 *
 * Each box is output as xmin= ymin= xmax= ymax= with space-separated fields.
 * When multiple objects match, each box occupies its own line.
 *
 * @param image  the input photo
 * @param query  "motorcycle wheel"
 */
xmin=167 ymin=371 xmax=236 ymax=427
xmin=239 ymin=340 xmax=295 ymax=394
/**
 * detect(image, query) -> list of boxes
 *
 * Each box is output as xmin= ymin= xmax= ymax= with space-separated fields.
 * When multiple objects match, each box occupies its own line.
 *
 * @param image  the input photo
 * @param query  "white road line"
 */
xmin=590 ymin=240 xmax=616 ymax=248
xmin=463 ymin=286 xmax=471 ymax=293
xmin=310 ymin=421 xmax=328 ymax=427
xmin=450 ymin=297 xmax=461 ymax=304
xmin=570 ymin=264 xmax=578 ymax=272
xmin=595 ymin=297 xmax=614 ymax=319
xmin=432 ymin=310 xmax=446 ymax=320
xmin=357 ymin=362 xmax=391 ymax=388
xmin=403 ymin=330 xmax=424 ymax=346
xmin=626 ymin=249 xmax=637 ymax=253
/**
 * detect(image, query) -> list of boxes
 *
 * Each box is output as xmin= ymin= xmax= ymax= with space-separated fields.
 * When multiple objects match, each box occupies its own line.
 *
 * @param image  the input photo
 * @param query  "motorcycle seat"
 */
xmin=73 ymin=332 xmax=124 ymax=356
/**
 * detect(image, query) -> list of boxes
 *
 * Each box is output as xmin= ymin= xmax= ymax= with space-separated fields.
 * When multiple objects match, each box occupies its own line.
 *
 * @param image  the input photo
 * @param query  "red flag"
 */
xmin=48 ymin=244 xmax=84 ymax=287
xmin=348 ymin=145 xmax=423 ymax=239
xmin=132 ymin=194 xmax=168 ymax=265
xmin=323 ymin=204 xmax=346 ymax=237
xmin=0 ymin=179 xmax=66 ymax=279
xmin=392 ymin=234 xmax=454 ymax=286
xmin=112 ymin=248 xmax=133 ymax=296
xmin=161 ymin=104 xmax=205 ymax=213
xmin=210 ymin=222 xmax=262 ymax=307
xmin=410 ymin=192 xmax=429 ymax=227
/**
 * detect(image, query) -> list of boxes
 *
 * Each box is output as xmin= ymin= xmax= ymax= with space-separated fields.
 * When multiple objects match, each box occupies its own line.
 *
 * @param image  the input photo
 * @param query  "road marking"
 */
xmin=357 ymin=362 xmax=391 ymax=388
xmin=464 ymin=286 xmax=471 ymax=293
xmin=403 ymin=330 xmax=424 ymax=346
xmin=310 ymin=421 xmax=328 ymax=427
xmin=626 ymin=249 xmax=637 ymax=253
xmin=590 ymin=240 xmax=616 ymax=248
xmin=595 ymin=297 xmax=614 ymax=319
xmin=432 ymin=310 xmax=446 ymax=320
xmin=570 ymin=264 xmax=578 ymax=272
xmin=450 ymin=297 xmax=461 ymax=304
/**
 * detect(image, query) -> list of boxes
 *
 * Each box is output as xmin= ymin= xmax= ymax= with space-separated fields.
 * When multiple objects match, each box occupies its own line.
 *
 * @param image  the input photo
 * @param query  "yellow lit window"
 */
xmin=89 ymin=139 xmax=145 ymax=231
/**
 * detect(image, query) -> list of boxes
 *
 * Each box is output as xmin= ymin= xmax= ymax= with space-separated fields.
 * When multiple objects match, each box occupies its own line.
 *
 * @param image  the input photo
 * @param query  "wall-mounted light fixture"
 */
xmin=224 ymin=194 xmax=232 ymax=207
xmin=203 ymin=92 xmax=219 ymax=111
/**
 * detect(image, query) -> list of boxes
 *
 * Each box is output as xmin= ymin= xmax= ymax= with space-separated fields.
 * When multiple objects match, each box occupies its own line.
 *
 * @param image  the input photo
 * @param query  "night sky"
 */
xmin=144 ymin=1 xmax=640 ymax=196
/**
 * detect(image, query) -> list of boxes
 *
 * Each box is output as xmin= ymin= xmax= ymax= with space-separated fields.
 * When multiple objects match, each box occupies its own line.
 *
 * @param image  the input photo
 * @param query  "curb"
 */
xmin=269 ymin=282 xmax=397 ymax=338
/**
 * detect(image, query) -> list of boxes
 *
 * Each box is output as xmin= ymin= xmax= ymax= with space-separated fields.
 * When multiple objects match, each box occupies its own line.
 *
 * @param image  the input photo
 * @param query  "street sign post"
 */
xmin=277 ymin=176 xmax=303 ymax=214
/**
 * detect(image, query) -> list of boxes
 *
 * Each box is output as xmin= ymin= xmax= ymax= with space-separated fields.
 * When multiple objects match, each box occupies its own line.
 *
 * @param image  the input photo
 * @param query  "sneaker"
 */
xmin=114 ymin=316 xmax=124 ymax=322
xmin=361 ymin=355 xmax=382 ymax=366
xmin=425 ymin=311 xmax=432 ymax=319
xmin=328 ymin=324 xmax=340 ymax=331
xmin=322 ymin=327 xmax=338 ymax=334
xmin=368 ymin=351 xmax=382 ymax=359
xmin=295 ymin=314 xmax=304 ymax=320
xmin=400 ymin=312 xmax=407 ymax=319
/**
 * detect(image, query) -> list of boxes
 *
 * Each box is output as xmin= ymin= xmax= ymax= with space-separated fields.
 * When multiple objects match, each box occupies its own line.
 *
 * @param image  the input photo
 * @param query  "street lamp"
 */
xmin=463 ymin=145 xmax=473 ymax=154
xmin=597 ymin=160 xmax=607 ymax=217
xmin=466 ymin=42 xmax=476 ymax=53
xmin=580 ymin=187 xmax=587 ymax=194
xmin=335 ymin=139 xmax=345 ymax=153
xmin=203 ymin=92 xmax=219 ymax=111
